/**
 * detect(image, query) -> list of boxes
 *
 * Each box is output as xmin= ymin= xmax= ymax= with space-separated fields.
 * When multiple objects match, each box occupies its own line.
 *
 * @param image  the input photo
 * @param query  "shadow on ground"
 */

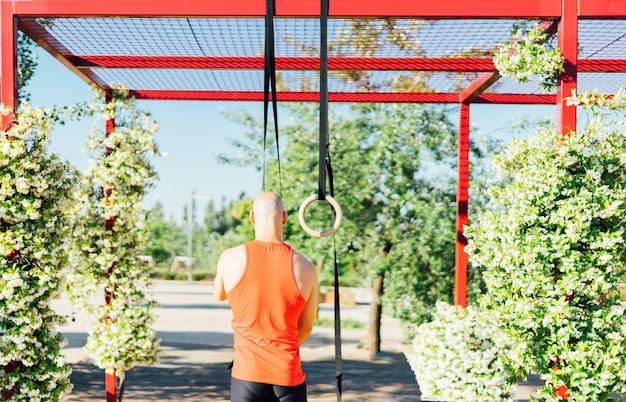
xmin=67 ymin=349 xmax=421 ymax=402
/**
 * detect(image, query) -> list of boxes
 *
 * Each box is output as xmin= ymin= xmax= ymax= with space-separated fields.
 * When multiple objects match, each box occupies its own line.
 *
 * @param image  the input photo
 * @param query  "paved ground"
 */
xmin=53 ymin=280 xmax=542 ymax=401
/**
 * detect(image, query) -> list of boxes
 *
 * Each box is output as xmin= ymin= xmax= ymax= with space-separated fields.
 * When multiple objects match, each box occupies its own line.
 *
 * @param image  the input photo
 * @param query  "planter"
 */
xmin=318 ymin=288 xmax=356 ymax=306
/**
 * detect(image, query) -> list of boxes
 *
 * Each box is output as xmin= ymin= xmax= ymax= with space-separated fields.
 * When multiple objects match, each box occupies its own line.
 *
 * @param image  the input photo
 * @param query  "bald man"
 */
xmin=214 ymin=192 xmax=318 ymax=402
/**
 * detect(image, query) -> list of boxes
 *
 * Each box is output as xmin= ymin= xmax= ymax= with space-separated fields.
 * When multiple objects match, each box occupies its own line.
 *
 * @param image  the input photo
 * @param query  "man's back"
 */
xmin=227 ymin=240 xmax=306 ymax=386
xmin=213 ymin=192 xmax=318 ymax=402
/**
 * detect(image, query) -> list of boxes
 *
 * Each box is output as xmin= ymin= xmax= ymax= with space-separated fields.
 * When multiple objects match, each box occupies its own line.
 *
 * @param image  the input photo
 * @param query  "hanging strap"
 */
xmin=319 ymin=1 xmax=342 ymax=400
xmin=329 ymin=154 xmax=343 ymax=402
xmin=333 ymin=245 xmax=342 ymax=401
xmin=263 ymin=0 xmax=282 ymax=194
xmin=318 ymin=0 xmax=329 ymax=201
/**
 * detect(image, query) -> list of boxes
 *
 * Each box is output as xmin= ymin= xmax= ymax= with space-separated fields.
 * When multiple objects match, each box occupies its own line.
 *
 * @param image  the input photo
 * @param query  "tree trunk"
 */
xmin=368 ymin=273 xmax=384 ymax=358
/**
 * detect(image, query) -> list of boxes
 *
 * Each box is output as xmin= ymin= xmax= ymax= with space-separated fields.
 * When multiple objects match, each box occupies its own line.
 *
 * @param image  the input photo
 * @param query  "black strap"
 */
xmin=319 ymin=1 xmax=342 ymax=400
xmin=333 ymin=247 xmax=342 ymax=400
xmin=318 ymin=0 xmax=329 ymax=201
xmin=263 ymin=0 xmax=282 ymax=194
xmin=329 ymin=155 xmax=342 ymax=402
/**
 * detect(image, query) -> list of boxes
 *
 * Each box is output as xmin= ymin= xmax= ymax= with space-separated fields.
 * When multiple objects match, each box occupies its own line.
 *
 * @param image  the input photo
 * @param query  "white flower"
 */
xmin=66 ymin=86 xmax=161 ymax=380
xmin=406 ymin=302 xmax=516 ymax=401
xmin=465 ymin=92 xmax=626 ymax=400
xmin=0 ymin=102 xmax=75 ymax=400
xmin=493 ymin=22 xmax=564 ymax=91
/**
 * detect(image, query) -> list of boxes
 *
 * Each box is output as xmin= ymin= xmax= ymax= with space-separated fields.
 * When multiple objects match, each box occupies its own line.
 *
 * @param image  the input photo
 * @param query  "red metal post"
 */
xmin=104 ymin=93 xmax=117 ymax=402
xmin=455 ymin=102 xmax=470 ymax=308
xmin=1 ymin=5 xmax=19 ymax=400
xmin=105 ymin=370 xmax=116 ymax=402
xmin=1 ymin=1 xmax=17 ymax=127
xmin=556 ymin=0 xmax=578 ymax=135
xmin=555 ymin=2 xmax=579 ymax=399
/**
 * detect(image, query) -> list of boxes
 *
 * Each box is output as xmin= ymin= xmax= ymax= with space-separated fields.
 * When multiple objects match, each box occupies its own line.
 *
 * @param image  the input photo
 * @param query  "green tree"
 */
xmin=225 ymin=197 xmax=254 ymax=240
xmin=143 ymin=202 xmax=185 ymax=267
xmin=219 ymin=102 xmax=496 ymax=352
xmin=204 ymin=196 xmax=241 ymax=235
xmin=193 ymin=195 xmax=251 ymax=274
xmin=17 ymin=32 xmax=39 ymax=102
xmin=143 ymin=195 xmax=252 ymax=276
xmin=202 ymin=197 xmax=255 ymax=274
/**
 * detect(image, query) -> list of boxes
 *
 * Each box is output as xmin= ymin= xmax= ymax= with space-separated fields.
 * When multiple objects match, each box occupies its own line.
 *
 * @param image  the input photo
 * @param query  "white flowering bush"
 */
xmin=0 ymin=103 xmax=77 ymax=401
xmin=493 ymin=21 xmax=564 ymax=91
xmin=406 ymin=302 xmax=515 ymax=401
xmin=465 ymin=89 xmax=626 ymax=401
xmin=66 ymin=86 xmax=161 ymax=383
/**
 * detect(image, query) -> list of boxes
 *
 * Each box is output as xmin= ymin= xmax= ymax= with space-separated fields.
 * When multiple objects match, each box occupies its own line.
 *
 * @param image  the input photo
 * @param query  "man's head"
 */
xmin=250 ymin=192 xmax=288 ymax=227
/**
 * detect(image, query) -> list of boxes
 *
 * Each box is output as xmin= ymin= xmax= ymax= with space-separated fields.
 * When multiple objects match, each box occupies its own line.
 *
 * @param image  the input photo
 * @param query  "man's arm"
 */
xmin=294 ymin=252 xmax=318 ymax=344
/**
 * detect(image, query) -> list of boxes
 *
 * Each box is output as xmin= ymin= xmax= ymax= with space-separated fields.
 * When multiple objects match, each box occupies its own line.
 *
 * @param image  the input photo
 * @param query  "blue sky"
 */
xmin=26 ymin=48 xmax=554 ymax=223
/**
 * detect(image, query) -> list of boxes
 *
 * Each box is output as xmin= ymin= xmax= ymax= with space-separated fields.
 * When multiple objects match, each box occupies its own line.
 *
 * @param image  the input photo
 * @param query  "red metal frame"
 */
xmin=455 ymin=102 xmax=470 ymax=308
xmin=1 ymin=7 xmax=17 ymax=400
xmin=557 ymin=0 xmax=578 ymax=135
xmin=126 ymin=90 xmax=558 ymax=104
xmin=11 ymin=0 xmax=623 ymax=18
xmin=459 ymin=72 xmax=501 ymax=103
xmin=104 ymin=94 xmax=117 ymax=402
xmin=0 ymin=1 xmax=16 ymax=125
xmin=9 ymin=0 xmax=563 ymax=18
xmin=1 ymin=1 xmax=626 ymax=398
xmin=69 ymin=56 xmax=499 ymax=71
xmin=69 ymin=55 xmax=621 ymax=72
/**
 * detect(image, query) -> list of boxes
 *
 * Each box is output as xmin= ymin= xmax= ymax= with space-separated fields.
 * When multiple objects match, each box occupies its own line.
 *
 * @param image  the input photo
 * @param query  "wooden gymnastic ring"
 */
xmin=298 ymin=194 xmax=343 ymax=237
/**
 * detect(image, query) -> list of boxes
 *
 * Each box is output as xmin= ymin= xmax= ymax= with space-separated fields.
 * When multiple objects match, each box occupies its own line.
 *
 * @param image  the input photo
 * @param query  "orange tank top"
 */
xmin=227 ymin=240 xmax=307 ymax=386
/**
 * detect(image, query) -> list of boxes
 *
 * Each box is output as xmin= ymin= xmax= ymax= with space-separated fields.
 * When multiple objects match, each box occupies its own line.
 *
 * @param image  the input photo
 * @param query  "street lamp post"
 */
xmin=186 ymin=193 xmax=212 ymax=280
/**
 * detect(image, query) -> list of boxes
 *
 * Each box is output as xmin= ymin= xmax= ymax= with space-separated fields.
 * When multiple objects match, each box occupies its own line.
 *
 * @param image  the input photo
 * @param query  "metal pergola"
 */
xmin=1 ymin=0 xmax=625 ymax=399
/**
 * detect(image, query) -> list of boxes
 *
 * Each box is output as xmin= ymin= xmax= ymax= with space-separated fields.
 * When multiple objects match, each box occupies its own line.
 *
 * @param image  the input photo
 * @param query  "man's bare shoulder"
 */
xmin=216 ymin=245 xmax=247 ymax=274
xmin=220 ymin=244 xmax=246 ymax=259
xmin=216 ymin=244 xmax=247 ymax=295
xmin=292 ymin=250 xmax=315 ymax=273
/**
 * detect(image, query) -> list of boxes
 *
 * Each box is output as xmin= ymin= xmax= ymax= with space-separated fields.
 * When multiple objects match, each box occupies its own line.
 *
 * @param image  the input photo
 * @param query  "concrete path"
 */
xmin=53 ymin=280 xmax=542 ymax=401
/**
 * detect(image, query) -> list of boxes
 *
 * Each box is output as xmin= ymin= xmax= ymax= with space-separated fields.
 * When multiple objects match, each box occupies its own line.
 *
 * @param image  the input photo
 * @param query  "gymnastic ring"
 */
xmin=298 ymin=194 xmax=343 ymax=238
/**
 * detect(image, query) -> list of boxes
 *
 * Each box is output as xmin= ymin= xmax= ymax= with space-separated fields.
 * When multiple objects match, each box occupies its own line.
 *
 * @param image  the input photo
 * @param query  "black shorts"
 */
xmin=230 ymin=377 xmax=307 ymax=402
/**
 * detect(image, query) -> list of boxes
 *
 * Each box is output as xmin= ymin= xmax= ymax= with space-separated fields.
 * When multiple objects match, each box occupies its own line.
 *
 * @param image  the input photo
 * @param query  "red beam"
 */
xmin=11 ymin=0 xmax=270 ymax=17
xmin=69 ymin=55 xmax=497 ymax=72
xmin=10 ymin=0 xmax=565 ymax=18
xmin=459 ymin=72 xmax=500 ymax=103
xmin=129 ymin=90 xmax=459 ymax=102
xmin=474 ymin=93 xmax=556 ymax=104
xmin=580 ymin=0 xmax=626 ymax=17
xmin=130 ymin=90 xmax=556 ymax=104
xmin=68 ymin=55 xmax=626 ymax=73
xmin=331 ymin=0 xmax=561 ymax=18
xmin=455 ymin=102 xmax=470 ymax=308
xmin=78 ymin=56 xmax=626 ymax=73
xmin=578 ymin=59 xmax=626 ymax=72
